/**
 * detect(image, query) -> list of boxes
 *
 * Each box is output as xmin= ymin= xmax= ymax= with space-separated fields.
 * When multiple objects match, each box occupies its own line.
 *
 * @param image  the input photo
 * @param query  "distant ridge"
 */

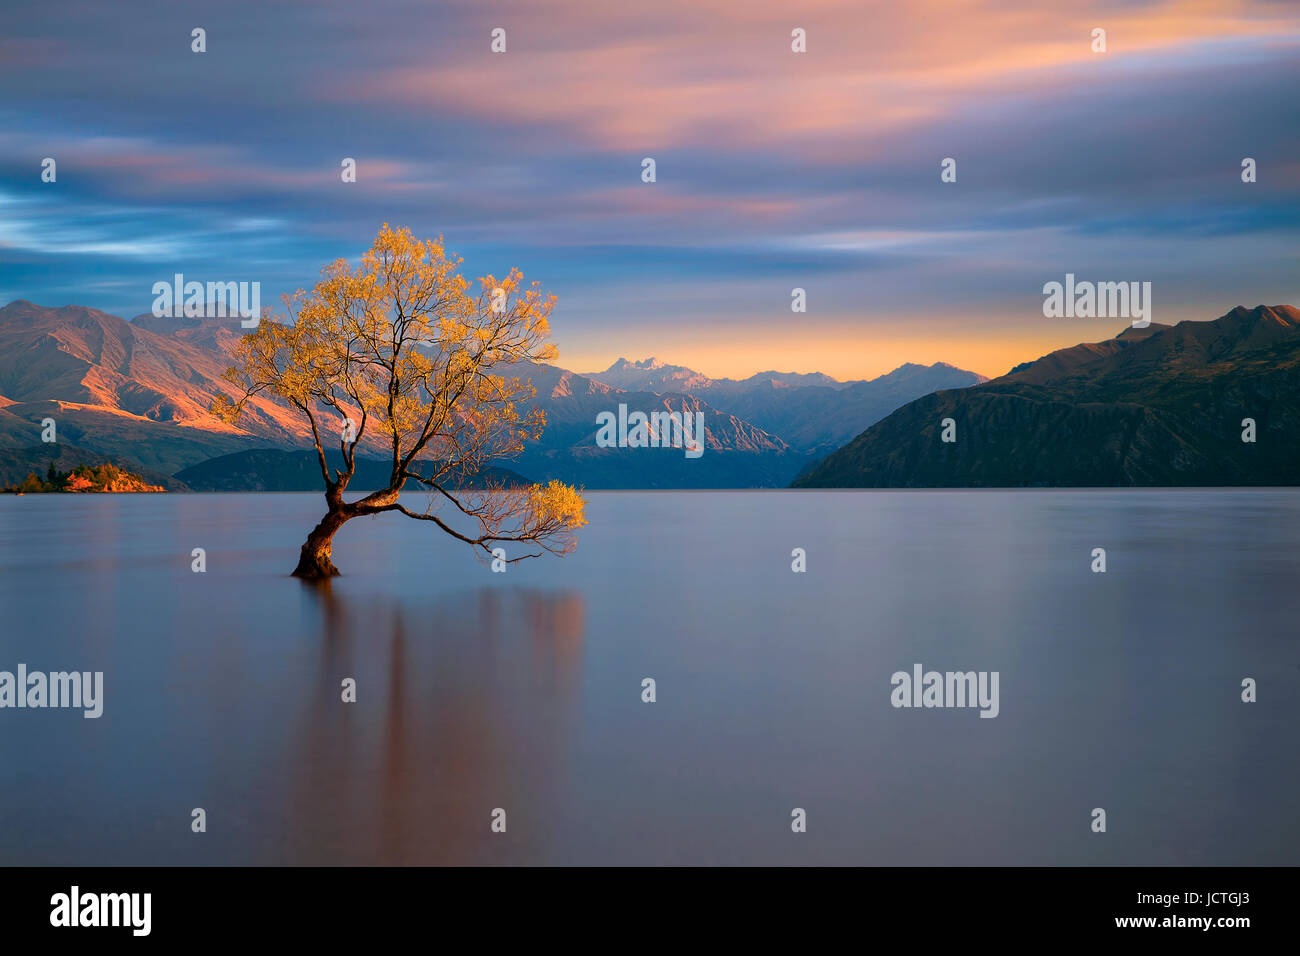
xmin=176 ymin=449 xmax=530 ymax=492
xmin=583 ymin=356 xmax=987 ymax=457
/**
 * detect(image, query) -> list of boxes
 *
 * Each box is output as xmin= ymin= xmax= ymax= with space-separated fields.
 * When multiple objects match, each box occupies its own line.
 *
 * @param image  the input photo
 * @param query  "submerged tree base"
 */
xmin=292 ymin=551 xmax=341 ymax=579
xmin=292 ymin=511 xmax=346 ymax=578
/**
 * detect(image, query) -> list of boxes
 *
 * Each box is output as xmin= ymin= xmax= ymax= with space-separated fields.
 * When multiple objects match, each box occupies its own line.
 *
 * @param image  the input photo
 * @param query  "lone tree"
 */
xmin=214 ymin=224 xmax=586 ymax=578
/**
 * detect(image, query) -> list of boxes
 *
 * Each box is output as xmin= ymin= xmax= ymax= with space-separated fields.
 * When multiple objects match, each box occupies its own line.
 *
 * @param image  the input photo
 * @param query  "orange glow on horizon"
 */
xmin=555 ymin=320 xmax=1159 ymax=383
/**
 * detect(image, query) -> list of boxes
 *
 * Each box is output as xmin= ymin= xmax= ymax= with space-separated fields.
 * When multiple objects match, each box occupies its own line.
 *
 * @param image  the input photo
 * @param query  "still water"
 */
xmin=0 ymin=491 xmax=1296 ymax=865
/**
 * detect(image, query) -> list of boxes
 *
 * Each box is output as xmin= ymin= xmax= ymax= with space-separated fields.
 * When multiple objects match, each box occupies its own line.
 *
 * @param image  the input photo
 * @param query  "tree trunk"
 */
xmin=292 ymin=507 xmax=350 ymax=578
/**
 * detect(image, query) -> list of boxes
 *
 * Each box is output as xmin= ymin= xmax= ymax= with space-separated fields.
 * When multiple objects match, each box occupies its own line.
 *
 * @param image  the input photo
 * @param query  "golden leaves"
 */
xmin=528 ymin=479 xmax=588 ymax=531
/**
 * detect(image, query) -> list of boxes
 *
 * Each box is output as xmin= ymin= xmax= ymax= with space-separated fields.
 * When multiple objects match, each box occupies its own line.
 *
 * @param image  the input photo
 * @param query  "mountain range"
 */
xmin=6 ymin=299 xmax=1297 ymax=490
xmin=793 ymin=305 xmax=1300 ymax=487
xmin=0 ymin=300 xmax=985 ymax=489
xmin=19 ymin=299 xmax=1290 ymax=490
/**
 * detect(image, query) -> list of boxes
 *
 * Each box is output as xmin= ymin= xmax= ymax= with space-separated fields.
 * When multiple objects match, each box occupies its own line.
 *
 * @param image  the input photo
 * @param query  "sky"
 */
xmin=1 ymin=0 xmax=1298 ymax=380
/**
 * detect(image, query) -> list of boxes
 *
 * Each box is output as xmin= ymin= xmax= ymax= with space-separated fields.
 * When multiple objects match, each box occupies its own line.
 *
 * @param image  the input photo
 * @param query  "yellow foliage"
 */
xmin=529 ymin=479 xmax=588 ymax=530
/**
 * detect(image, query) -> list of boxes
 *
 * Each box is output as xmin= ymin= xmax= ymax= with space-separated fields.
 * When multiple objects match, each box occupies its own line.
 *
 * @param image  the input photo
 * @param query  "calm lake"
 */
xmin=0 ymin=490 xmax=1296 ymax=865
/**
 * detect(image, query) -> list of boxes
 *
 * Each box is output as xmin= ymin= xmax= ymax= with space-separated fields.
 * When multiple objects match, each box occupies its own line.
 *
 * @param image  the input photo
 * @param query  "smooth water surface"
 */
xmin=0 ymin=490 xmax=1296 ymax=865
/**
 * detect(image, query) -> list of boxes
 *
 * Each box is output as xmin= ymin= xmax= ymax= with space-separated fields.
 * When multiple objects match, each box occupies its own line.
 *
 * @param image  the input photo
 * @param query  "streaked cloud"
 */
xmin=0 ymin=0 xmax=1296 ymax=377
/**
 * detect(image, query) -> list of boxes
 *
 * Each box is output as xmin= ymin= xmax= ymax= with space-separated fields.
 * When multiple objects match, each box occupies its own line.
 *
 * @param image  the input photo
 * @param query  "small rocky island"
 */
xmin=3 ymin=462 xmax=166 ymax=494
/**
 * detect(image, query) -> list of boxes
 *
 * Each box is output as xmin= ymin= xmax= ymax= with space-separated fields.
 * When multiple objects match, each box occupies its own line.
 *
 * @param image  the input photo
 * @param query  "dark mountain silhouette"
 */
xmin=175 ymin=449 xmax=529 ymax=492
xmin=793 ymin=306 xmax=1300 ymax=488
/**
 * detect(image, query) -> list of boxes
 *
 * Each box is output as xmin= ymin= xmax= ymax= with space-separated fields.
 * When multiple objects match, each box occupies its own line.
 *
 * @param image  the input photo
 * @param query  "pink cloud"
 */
xmin=341 ymin=0 xmax=1297 ymax=149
